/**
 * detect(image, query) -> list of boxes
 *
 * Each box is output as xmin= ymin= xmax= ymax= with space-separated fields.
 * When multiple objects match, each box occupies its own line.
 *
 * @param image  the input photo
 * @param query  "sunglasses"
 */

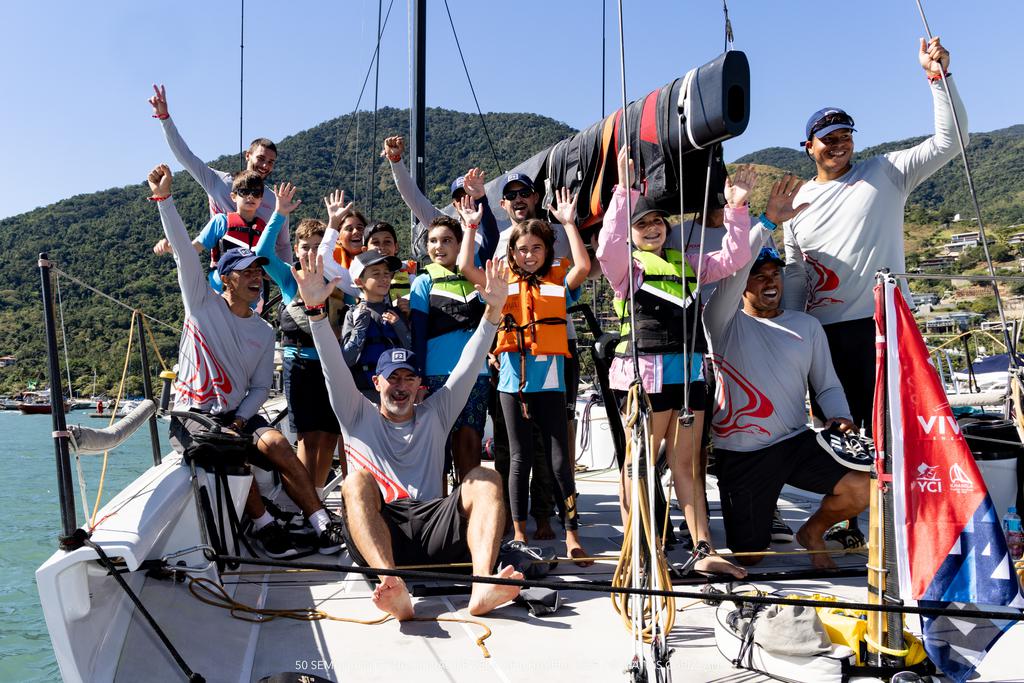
xmin=503 ymin=188 xmax=534 ymax=201
xmin=809 ymin=111 xmax=855 ymax=138
xmin=234 ymin=188 xmax=264 ymax=198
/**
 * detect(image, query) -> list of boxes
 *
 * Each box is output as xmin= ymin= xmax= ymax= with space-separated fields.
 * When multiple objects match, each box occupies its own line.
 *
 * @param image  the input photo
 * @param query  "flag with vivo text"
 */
xmin=874 ymin=278 xmax=1021 ymax=682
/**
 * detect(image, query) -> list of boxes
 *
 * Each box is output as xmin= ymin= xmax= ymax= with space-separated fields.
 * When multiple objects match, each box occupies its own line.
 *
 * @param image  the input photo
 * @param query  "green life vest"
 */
xmin=423 ymin=262 xmax=484 ymax=339
xmin=389 ymin=269 xmax=411 ymax=301
xmin=612 ymin=248 xmax=699 ymax=356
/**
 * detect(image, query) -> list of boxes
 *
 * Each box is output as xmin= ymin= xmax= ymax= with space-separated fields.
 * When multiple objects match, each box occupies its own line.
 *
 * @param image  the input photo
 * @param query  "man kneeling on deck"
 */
xmin=292 ymin=211 xmax=521 ymax=620
xmin=702 ymin=176 xmax=869 ymax=569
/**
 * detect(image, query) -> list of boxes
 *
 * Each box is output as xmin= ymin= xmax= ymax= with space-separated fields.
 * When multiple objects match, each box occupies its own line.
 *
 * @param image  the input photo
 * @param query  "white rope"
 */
xmin=55 ymin=273 xmax=75 ymax=399
xmin=52 ymin=266 xmax=179 ymax=332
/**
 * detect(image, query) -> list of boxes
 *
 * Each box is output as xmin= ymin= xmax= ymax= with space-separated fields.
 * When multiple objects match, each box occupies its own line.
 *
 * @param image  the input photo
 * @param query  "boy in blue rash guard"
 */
xmin=343 ymin=252 xmax=413 ymax=403
xmin=409 ymin=215 xmax=490 ymax=481
xmin=252 ymin=185 xmax=344 ymax=492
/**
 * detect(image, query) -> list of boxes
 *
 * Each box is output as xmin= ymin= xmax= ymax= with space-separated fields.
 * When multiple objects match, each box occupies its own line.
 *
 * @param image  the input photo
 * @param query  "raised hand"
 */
xmin=456 ymin=194 xmax=484 ymax=226
xmin=547 ymin=187 xmax=578 ymax=228
xmin=152 ymin=238 xmax=172 ymax=256
xmin=724 ymin=165 xmax=757 ymax=208
xmin=147 ymin=164 xmax=172 ymax=197
xmin=764 ymin=174 xmax=810 ymax=225
xmin=291 ymin=251 xmax=340 ymax=308
xmin=918 ymin=36 xmax=950 ymax=76
xmin=477 ymin=258 xmax=510 ymax=311
xmin=273 ymin=182 xmax=301 ymax=216
xmin=323 ymin=189 xmax=354 ymax=229
xmin=463 ymin=167 xmax=486 ymax=199
xmin=381 ymin=135 xmax=404 ymax=161
xmin=616 ymin=145 xmax=635 ymax=189
xmin=148 ymin=84 xmax=169 ymax=118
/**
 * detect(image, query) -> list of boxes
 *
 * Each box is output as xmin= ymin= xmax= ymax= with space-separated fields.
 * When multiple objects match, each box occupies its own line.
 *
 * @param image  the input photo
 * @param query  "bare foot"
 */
xmin=372 ymin=575 xmax=415 ymax=621
xmin=468 ymin=564 xmax=523 ymax=616
xmin=567 ymin=539 xmax=594 ymax=567
xmin=694 ymin=554 xmax=747 ymax=579
xmin=796 ymin=524 xmax=837 ymax=570
xmin=534 ymin=517 xmax=555 ymax=540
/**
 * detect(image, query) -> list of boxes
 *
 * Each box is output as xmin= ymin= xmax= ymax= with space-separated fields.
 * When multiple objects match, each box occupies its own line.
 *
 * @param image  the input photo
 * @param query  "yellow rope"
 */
xmin=88 ymin=310 xmax=138 ymax=527
xmin=187 ymin=576 xmax=494 ymax=657
xmin=139 ymin=313 xmax=170 ymax=372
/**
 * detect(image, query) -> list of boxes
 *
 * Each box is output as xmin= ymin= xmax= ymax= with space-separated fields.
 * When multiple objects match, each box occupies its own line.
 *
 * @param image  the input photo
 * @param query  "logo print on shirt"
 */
xmin=346 ymin=445 xmax=411 ymax=503
xmin=709 ymin=354 xmax=775 ymax=438
xmin=174 ymin=320 xmax=232 ymax=406
xmin=804 ymin=254 xmax=845 ymax=311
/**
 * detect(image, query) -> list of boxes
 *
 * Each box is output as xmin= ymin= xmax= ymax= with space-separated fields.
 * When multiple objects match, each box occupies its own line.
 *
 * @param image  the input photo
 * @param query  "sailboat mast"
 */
xmin=408 ymin=0 xmax=427 ymax=242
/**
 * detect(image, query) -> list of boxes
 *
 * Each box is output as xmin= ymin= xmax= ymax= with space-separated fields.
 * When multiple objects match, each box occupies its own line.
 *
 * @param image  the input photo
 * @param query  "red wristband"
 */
xmin=467 ymin=223 xmax=479 ymax=230
xmin=152 ymin=113 xmax=170 ymax=120
xmin=387 ymin=154 xmax=401 ymax=163
xmin=148 ymin=195 xmax=170 ymax=202
xmin=926 ymin=71 xmax=950 ymax=82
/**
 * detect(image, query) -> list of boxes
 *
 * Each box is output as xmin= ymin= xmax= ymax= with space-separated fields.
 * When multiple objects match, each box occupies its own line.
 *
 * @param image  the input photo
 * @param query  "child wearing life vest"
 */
xmin=458 ymin=189 xmax=592 ymax=564
xmin=252 ymin=185 xmax=347 ymax=491
xmin=409 ymin=214 xmax=496 ymax=481
xmin=364 ymin=221 xmax=418 ymax=311
xmin=343 ymin=251 xmax=413 ymax=403
xmin=596 ymin=147 xmax=758 ymax=579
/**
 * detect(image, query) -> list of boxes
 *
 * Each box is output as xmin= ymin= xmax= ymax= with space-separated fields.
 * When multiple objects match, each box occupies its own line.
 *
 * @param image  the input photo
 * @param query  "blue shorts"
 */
xmin=425 ymin=374 xmax=490 ymax=435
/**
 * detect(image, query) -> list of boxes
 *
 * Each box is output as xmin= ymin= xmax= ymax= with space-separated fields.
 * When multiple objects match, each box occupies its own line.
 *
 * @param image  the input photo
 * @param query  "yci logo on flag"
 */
xmin=912 ymin=463 xmax=943 ymax=493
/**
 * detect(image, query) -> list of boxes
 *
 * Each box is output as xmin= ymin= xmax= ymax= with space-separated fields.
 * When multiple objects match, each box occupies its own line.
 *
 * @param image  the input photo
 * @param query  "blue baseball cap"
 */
xmin=450 ymin=176 xmax=466 ymax=198
xmin=803 ymin=107 xmax=856 ymax=145
xmin=217 ymin=247 xmax=268 ymax=276
xmin=752 ymin=245 xmax=786 ymax=270
xmin=501 ymin=172 xmax=535 ymax=193
xmin=375 ymin=348 xmax=419 ymax=379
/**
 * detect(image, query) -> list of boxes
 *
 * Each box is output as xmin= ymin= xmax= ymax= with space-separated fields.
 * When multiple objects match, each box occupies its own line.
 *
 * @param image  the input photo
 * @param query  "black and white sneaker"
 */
xmin=254 ymin=522 xmax=301 ymax=559
xmin=318 ymin=520 xmax=346 ymax=555
xmin=771 ymin=510 xmax=795 ymax=543
xmin=824 ymin=524 xmax=867 ymax=551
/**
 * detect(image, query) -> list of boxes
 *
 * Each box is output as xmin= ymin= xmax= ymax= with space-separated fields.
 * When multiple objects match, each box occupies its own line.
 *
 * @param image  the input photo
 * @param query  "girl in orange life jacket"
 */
xmin=597 ymin=147 xmax=757 ymax=579
xmin=458 ymin=188 xmax=593 ymax=565
xmin=410 ymin=215 xmax=491 ymax=483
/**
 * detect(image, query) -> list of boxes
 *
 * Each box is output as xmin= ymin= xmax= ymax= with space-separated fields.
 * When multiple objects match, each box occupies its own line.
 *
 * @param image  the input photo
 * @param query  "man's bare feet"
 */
xmin=468 ymin=564 xmax=523 ymax=616
xmin=566 ymin=534 xmax=594 ymax=567
xmin=694 ymin=554 xmax=747 ymax=579
xmin=796 ymin=524 xmax=838 ymax=570
xmin=534 ymin=517 xmax=555 ymax=540
xmin=372 ymin=575 xmax=415 ymax=621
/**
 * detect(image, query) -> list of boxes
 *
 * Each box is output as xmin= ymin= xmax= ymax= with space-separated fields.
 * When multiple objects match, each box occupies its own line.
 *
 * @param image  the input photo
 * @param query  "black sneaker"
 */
xmin=254 ymin=522 xmax=301 ymax=559
xmin=824 ymin=525 xmax=867 ymax=551
xmin=318 ymin=520 xmax=346 ymax=555
xmin=771 ymin=510 xmax=795 ymax=543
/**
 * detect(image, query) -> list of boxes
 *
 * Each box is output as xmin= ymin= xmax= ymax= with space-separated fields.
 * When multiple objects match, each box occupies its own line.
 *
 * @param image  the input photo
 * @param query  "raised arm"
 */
xmin=253 ymin=183 xmax=302 ymax=303
xmin=148 ymin=164 xmax=209 ymax=311
xmin=548 ymin=188 xmax=590 ymax=290
xmin=455 ymin=195 xmax=487 ymax=287
xmin=888 ymin=37 xmax=968 ymax=193
xmin=690 ymin=166 xmax=756 ymax=283
xmin=383 ymin=135 xmax=443 ymax=260
xmin=462 ymin=167 xmax=498 ymax=262
xmin=314 ymin=189 xmax=358 ymax=297
xmin=148 ymin=85 xmax=231 ymax=200
xmin=596 ymin=148 xmax=637 ymax=298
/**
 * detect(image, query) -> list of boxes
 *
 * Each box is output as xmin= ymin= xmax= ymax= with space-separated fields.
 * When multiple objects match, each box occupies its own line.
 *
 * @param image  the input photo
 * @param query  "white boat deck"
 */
xmin=103 ymin=465 xmax=1018 ymax=683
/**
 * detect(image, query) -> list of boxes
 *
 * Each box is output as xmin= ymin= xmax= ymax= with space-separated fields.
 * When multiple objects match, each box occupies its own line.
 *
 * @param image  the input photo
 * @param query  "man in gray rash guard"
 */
xmin=293 ymin=250 xmax=522 ymax=620
xmin=703 ymin=176 xmax=869 ymax=570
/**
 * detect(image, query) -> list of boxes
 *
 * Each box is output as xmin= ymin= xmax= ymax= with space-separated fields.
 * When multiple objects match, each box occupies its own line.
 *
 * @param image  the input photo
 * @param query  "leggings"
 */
xmin=499 ymin=390 xmax=579 ymax=530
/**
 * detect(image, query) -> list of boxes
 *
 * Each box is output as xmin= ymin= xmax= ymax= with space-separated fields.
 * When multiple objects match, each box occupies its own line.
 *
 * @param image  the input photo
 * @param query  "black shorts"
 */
xmin=715 ymin=430 xmax=851 ymax=552
xmin=341 ymin=486 xmax=471 ymax=568
xmin=811 ymin=317 xmax=875 ymax=434
xmin=168 ymin=409 xmax=276 ymax=471
xmin=612 ymin=380 xmax=707 ymax=414
xmin=283 ymin=355 xmax=341 ymax=435
xmin=564 ymin=339 xmax=580 ymax=420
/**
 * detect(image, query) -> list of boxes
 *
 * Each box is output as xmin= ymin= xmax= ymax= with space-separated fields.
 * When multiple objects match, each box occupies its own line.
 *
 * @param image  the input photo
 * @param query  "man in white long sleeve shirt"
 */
xmin=293 ymin=247 xmax=522 ymax=621
xmin=147 ymin=84 xmax=291 ymax=264
xmin=782 ymin=38 xmax=966 ymax=433
xmin=704 ymin=179 xmax=869 ymax=569
xmin=146 ymin=165 xmax=344 ymax=560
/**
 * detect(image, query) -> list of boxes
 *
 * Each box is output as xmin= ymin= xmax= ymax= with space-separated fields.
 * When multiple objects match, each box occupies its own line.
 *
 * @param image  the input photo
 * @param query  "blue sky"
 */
xmin=2 ymin=0 xmax=1021 ymax=220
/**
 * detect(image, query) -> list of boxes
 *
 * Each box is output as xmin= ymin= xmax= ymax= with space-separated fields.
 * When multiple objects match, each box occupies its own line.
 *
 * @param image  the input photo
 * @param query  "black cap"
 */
xmin=630 ymin=195 xmax=669 ymax=224
xmin=349 ymin=251 xmax=402 ymax=282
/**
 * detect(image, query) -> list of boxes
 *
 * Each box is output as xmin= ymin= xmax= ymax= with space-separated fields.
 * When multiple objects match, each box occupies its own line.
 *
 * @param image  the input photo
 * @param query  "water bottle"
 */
xmin=1003 ymin=506 xmax=1024 ymax=562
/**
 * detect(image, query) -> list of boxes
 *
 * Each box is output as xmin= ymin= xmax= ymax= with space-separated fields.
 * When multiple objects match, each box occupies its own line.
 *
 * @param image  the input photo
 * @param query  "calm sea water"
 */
xmin=0 ymin=410 xmax=169 ymax=683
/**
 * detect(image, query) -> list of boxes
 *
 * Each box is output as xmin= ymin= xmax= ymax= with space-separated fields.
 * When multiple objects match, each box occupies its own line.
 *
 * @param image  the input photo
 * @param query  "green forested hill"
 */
xmin=734 ymin=124 xmax=1024 ymax=224
xmin=0 ymin=107 xmax=574 ymax=395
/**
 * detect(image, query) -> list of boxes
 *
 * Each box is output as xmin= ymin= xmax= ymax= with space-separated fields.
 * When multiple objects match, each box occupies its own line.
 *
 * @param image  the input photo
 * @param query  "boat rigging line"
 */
xmin=722 ymin=0 xmax=734 ymax=53
xmin=51 ymin=266 xmax=179 ymax=333
xmin=238 ymin=0 xmax=245 ymax=171
xmin=442 ymin=0 xmax=504 ymax=175
xmin=368 ymin=0 xmax=384 ymax=214
xmin=913 ymin=0 xmax=1016 ymax=367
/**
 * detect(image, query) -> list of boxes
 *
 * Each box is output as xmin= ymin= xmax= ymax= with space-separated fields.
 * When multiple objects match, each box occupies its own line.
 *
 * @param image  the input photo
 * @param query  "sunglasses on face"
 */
xmin=234 ymin=188 xmax=264 ymax=199
xmin=503 ymin=189 xmax=534 ymax=201
xmin=809 ymin=111 xmax=855 ymax=139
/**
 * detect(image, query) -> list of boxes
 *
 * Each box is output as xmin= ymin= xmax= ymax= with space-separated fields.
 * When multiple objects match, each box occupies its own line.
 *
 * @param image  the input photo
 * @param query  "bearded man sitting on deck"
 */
xmin=292 ymin=217 xmax=521 ymax=620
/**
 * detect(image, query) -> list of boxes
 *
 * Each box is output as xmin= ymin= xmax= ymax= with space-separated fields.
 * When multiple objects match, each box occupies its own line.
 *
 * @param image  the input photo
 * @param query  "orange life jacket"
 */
xmin=332 ymin=245 xmax=356 ymax=269
xmin=494 ymin=259 xmax=570 ymax=358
